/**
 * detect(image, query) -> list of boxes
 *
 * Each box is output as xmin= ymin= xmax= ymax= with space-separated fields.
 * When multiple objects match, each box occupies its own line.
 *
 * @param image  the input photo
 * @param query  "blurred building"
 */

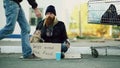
xmin=1 ymin=0 xmax=119 ymax=39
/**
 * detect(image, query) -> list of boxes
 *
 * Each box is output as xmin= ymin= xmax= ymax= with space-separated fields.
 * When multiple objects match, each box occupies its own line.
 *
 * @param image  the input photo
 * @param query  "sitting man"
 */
xmin=36 ymin=5 xmax=70 ymax=58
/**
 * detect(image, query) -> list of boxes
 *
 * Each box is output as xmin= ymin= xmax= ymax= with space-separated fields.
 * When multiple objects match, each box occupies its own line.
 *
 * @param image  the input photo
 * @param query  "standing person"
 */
xmin=36 ymin=5 xmax=70 ymax=58
xmin=0 ymin=0 xmax=41 ymax=59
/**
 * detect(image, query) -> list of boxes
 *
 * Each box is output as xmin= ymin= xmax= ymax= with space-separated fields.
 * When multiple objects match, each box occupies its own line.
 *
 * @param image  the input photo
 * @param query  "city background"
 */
xmin=0 ymin=0 xmax=120 ymax=68
xmin=0 ymin=0 xmax=120 ymax=39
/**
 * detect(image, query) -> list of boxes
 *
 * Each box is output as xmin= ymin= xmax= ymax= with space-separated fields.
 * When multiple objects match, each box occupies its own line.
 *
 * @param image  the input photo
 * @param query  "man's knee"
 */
xmin=61 ymin=44 xmax=68 ymax=53
xmin=22 ymin=27 xmax=30 ymax=34
xmin=6 ymin=28 xmax=14 ymax=34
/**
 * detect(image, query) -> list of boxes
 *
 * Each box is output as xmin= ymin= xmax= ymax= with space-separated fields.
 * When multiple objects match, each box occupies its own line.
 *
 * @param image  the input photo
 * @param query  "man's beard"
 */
xmin=44 ymin=16 xmax=55 ymax=27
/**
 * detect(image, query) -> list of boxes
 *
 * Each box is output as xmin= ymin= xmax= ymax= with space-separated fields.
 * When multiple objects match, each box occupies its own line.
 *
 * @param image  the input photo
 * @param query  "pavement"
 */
xmin=0 ymin=39 xmax=120 ymax=68
xmin=0 ymin=53 xmax=120 ymax=68
xmin=0 ymin=39 xmax=120 ymax=55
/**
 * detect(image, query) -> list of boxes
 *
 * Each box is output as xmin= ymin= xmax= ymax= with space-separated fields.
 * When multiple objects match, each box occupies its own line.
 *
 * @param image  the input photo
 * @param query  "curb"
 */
xmin=0 ymin=46 xmax=120 ymax=56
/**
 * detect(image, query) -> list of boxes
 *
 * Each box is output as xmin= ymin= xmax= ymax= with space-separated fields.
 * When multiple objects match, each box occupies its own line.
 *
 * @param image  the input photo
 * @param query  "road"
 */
xmin=0 ymin=53 xmax=120 ymax=68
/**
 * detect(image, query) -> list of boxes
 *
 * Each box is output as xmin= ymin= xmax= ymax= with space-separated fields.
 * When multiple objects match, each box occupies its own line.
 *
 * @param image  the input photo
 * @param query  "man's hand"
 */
xmin=34 ymin=8 xmax=42 ymax=18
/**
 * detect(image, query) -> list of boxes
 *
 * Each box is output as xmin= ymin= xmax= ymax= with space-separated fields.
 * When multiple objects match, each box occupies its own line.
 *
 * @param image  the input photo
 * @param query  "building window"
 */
xmin=29 ymin=8 xmax=43 ymax=26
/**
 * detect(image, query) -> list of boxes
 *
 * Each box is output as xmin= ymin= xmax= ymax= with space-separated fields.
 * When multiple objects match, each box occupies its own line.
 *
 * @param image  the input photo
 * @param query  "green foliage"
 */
xmin=76 ymin=36 xmax=100 ymax=39
xmin=112 ymin=26 xmax=120 ymax=38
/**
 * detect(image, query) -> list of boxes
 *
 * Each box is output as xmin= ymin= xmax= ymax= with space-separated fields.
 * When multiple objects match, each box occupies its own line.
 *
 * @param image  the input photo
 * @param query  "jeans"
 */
xmin=0 ymin=0 xmax=32 ymax=58
xmin=61 ymin=43 xmax=68 ymax=53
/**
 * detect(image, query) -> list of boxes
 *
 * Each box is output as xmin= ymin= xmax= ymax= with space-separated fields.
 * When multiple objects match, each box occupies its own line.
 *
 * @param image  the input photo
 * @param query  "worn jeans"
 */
xmin=61 ymin=43 xmax=68 ymax=53
xmin=0 ymin=0 xmax=32 ymax=58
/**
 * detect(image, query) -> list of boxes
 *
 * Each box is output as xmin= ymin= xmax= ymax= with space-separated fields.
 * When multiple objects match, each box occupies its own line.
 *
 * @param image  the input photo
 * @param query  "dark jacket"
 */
xmin=36 ymin=19 xmax=68 ymax=43
xmin=12 ymin=0 xmax=38 ymax=9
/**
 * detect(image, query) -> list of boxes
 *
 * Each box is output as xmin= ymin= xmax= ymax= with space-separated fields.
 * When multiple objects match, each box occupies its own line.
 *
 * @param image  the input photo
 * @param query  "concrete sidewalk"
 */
xmin=0 ymin=53 xmax=120 ymax=68
xmin=0 ymin=39 xmax=120 ymax=68
xmin=0 ymin=39 xmax=120 ymax=56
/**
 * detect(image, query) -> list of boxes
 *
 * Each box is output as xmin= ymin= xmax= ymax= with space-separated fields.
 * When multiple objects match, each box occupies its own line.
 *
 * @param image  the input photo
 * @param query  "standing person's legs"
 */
xmin=17 ymin=6 xmax=32 ymax=58
xmin=0 ymin=0 xmax=19 ymax=40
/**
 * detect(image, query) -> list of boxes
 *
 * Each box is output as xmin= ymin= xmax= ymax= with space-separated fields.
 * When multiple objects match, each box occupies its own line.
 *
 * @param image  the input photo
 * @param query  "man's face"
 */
xmin=45 ymin=12 xmax=55 ymax=27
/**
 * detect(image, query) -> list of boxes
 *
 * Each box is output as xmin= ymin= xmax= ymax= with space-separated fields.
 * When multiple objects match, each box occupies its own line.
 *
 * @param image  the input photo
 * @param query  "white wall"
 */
xmin=0 ymin=0 xmax=29 ymax=34
xmin=0 ymin=0 xmax=66 ymax=34
xmin=0 ymin=0 xmax=6 ymax=28
xmin=0 ymin=0 xmax=88 ymax=35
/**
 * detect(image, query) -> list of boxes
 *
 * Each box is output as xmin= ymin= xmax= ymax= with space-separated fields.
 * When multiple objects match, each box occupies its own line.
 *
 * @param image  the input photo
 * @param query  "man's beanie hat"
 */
xmin=45 ymin=5 xmax=56 ymax=15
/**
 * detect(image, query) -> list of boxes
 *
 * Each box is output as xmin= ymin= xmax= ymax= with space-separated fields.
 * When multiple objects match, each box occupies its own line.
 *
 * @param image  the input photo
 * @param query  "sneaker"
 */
xmin=19 ymin=56 xmax=24 ymax=59
xmin=20 ymin=54 xmax=42 ymax=60
xmin=19 ymin=54 xmax=36 ymax=59
xmin=25 ymin=54 xmax=37 ymax=59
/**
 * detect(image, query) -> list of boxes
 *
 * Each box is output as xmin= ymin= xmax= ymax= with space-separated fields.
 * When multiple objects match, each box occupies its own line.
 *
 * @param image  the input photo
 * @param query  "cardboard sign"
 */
xmin=31 ymin=43 xmax=61 ymax=59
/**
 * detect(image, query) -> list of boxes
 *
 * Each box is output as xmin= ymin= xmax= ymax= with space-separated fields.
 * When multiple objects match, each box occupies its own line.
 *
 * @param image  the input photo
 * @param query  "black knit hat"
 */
xmin=45 ymin=5 xmax=56 ymax=16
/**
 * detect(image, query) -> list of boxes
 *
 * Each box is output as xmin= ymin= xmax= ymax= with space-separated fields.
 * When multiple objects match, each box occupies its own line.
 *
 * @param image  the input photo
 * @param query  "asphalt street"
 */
xmin=0 ymin=53 xmax=120 ymax=68
xmin=0 ymin=39 xmax=120 ymax=68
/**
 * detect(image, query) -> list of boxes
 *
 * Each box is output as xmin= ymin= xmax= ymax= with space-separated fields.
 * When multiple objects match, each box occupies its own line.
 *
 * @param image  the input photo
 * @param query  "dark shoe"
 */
xmin=25 ymin=54 xmax=38 ymax=59
xmin=61 ymin=52 xmax=65 ymax=59
xmin=20 ymin=54 xmax=42 ymax=61
xmin=20 ymin=54 xmax=39 ymax=59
